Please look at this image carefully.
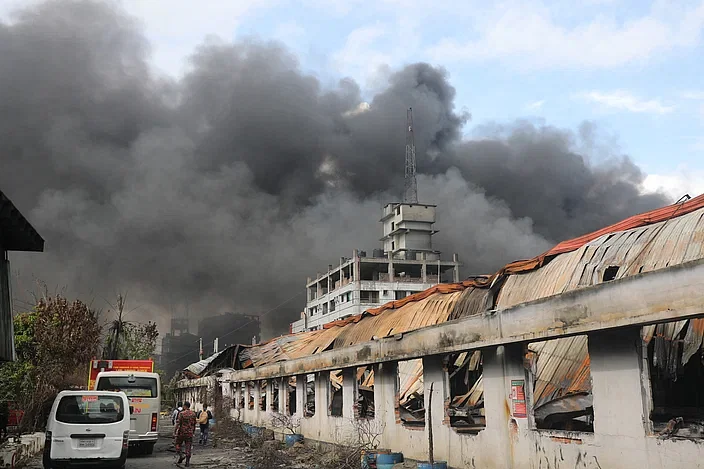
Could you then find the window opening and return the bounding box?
[288,377,297,416]
[248,382,254,410]
[271,379,279,412]
[445,350,485,433]
[603,265,620,282]
[527,336,594,432]
[398,359,425,427]
[360,291,379,303]
[305,374,315,417]
[260,380,267,411]
[355,366,375,419]
[644,319,704,438]
[329,370,343,417]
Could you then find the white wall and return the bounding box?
[182,327,704,468]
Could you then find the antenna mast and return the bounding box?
[404,107,418,203]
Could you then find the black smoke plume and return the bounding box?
[0,0,669,337]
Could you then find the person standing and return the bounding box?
[174,401,197,467]
[171,401,183,425]
[197,404,213,445]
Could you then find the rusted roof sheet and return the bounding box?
[496,206,704,308]
[528,336,592,408]
[239,288,489,370]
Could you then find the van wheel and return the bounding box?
[143,442,155,455]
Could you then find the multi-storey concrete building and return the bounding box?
[291,202,460,333]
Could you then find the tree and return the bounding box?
[102,294,159,360]
[0,295,102,431]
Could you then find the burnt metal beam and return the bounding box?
[192,258,704,383]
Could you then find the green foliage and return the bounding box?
[2,296,102,431]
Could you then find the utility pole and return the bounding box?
[404,107,418,204]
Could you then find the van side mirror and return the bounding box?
[129,406,134,414]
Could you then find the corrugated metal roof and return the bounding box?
[239,288,490,370]
[496,207,704,308]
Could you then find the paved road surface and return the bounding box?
[26,418,253,468]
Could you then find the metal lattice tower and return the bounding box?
[404,107,418,204]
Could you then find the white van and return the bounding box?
[43,390,130,469]
[95,371,160,454]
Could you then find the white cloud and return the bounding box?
[331,24,394,88]
[525,100,545,111]
[121,0,277,77]
[643,169,704,200]
[426,1,704,69]
[578,90,675,114]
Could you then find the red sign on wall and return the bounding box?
[511,380,527,418]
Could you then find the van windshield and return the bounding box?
[96,376,158,398]
[56,395,124,424]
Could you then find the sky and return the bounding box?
[2,0,700,199]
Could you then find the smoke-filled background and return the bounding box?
[1,0,669,339]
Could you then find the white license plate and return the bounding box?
[78,439,97,448]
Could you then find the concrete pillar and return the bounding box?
[388,251,395,281]
[587,327,649,467]
[279,377,286,414]
[453,254,460,282]
[253,381,261,423]
[422,355,447,460]
[265,380,272,416]
[315,372,326,418]
[296,375,306,419]
[234,382,241,410]
[342,367,355,420]
[375,361,398,431]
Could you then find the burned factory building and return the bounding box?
[177,194,704,469]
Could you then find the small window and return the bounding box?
[391,222,395,230]
[360,291,379,303]
[603,266,620,282]
[248,382,254,410]
[396,207,400,215]
[395,291,408,300]
[392,241,395,250]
